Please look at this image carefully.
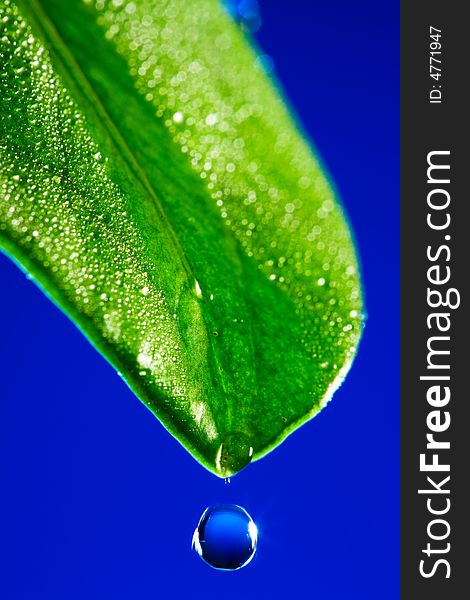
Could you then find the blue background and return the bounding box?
[0,1,399,598]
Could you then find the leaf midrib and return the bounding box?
[20,0,261,454]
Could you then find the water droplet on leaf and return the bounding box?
[192,504,257,570]
[215,431,254,477]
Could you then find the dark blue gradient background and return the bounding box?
[0,1,399,598]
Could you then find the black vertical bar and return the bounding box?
[401,2,468,597]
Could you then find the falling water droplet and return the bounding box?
[192,504,258,570]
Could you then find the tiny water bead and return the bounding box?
[215,431,254,477]
[192,504,258,570]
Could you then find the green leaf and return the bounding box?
[0,0,364,476]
